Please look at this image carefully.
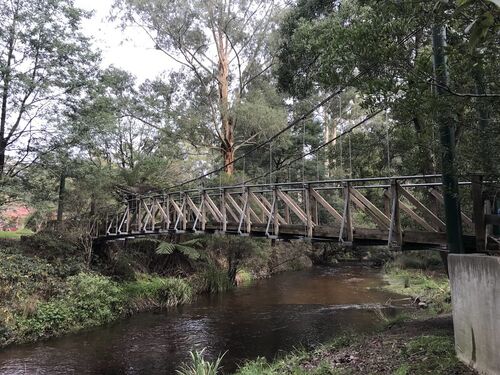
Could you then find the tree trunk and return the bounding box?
[217,30,235,175]
[57,171,66,224]
[0,141,6,177]
[412,115,435,174]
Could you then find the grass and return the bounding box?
[177,349,225,375]
[397,335,465,375]
[122,274,193,312]
[235,269,253,286]
[0,228,33,240]
[231,328,471,375]
[383,252,451,314]
[191,265,234,294]
[235,336,354,375]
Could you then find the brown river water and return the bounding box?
[0,266,404,374]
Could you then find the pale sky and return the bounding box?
[75,0,174,82]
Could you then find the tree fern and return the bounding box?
[156,238,204,261]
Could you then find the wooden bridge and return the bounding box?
[92,175,500,252]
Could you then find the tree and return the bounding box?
[114,0,281,175]
[0,0,99,178]
[276,0,499,176]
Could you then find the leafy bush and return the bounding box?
[15,273,124,341]
[66,273,125,327]
[111,255,137,281]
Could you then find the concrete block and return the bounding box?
[448,254,500,375]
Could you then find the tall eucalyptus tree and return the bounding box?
[114,0,281,175]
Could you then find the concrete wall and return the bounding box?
[448,254,500,375]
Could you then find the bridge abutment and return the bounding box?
[449,254,500,374]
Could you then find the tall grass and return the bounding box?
[122,274,192,311]
[176,349,225,375]
[193,266,233,294]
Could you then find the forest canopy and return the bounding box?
[0,0,498,228]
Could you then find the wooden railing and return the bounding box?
[92,175,499,252]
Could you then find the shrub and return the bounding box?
[66,273,125,328]
[15,273,124,341]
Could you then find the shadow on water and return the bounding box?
[0,266,405,374]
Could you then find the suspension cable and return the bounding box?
[242,109,384,185]
[164,25,427,192]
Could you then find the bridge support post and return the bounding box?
[305,184,313,238]
[388,180,402,249]
[181,193,187,231]
[201,191,207,232]
[472,174,486,252]
[340,182,353,244]
[221,189,227,232]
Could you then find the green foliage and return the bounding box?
[15,273,124,341]
[122,274,192,311]
[176,349,225,375]
[156,239,204,260]
[20,231,80,260]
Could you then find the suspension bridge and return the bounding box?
[92,174,500,252]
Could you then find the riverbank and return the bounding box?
[234,315,474,375]
[0,232,312,348]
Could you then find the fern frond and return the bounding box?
[156,242,176,255]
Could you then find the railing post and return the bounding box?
[340,182,353,243]
[201,191,207,231]
[305,184,313,238]
[136,197,141,232]
[151,198,156,232]
[388,179,402,249]
[384,188,391,217]
[126,200,131,233]
[245,187,251,234]
[472,174,486,252]
[221,189,227,232]
[182,193,187,231]
[166,194,171,230]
